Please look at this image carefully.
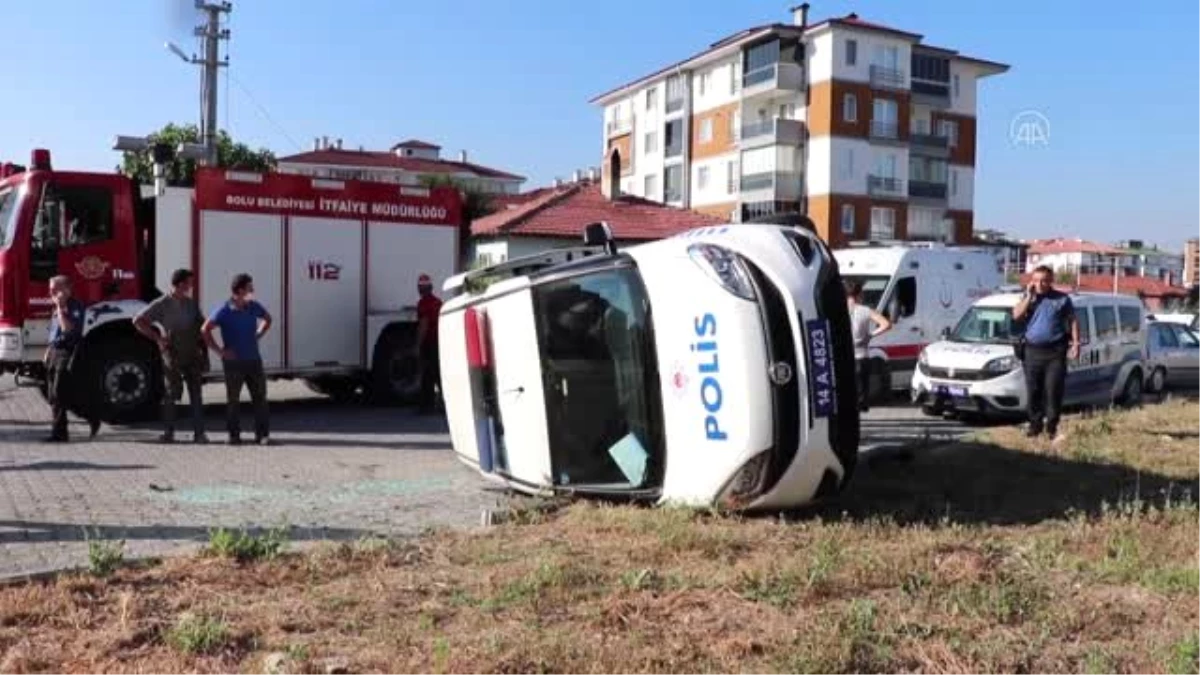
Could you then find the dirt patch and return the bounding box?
[0,403,1197,673]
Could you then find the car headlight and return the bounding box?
[687,243,756,300]
[716,452,770,509]
[919,349,930,366]
[983,355,1019,373]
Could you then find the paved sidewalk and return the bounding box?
[0,381,495,579]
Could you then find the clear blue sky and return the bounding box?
[3,0,1196,249]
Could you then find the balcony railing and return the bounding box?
[908,180,948,201]
[665,96,685,114]
[910,132,949,149]
[665,188,683,203]
[665,144,683,159]
[869,120,900,140]
[740,171,803,200]
[867,175,904,197]
[606,118,632,136]
[869,65,906,90]
[911,79,951,107]
[742,62,806,94]
[740,118,805,146]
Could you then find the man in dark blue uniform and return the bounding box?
[43,275,101,442]
[1012,265,1080,442]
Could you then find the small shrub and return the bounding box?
[1167,632,1200,674]
[85,533,125,578]
[737,568,800,609]
[166,613,229,655]
[206,527,288,562]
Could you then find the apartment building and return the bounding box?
[1027,238,1185,285]
[1184,237,1199,287]
[589,4,1008,246]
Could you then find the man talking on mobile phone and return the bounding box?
[1012,265,1079,443]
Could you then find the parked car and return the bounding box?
[1145,320,1199,392]
[912,292,1148,418]
[438,221,860,511]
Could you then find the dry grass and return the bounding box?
[0,401,1197,673]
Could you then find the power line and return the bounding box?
[227,71,304,152]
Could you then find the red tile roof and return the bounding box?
[1028,238,1122,256]
[1018,273,1188,298]
[810,13,923,40]
[490,186,557,211]
[472,182,724,241]
[277,148,524,181]
[391,139,441,150]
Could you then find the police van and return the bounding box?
[833,242,1004,401]
[912,291,1147,418]
[437,219,859,511]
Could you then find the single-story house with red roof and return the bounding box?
[469,176,724,266]
[1018,272,1189,312]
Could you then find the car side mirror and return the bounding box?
[941,326,951,339]
[583,221,618,256]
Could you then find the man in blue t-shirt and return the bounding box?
[1013,265,1080,441]
[202,272,274,445]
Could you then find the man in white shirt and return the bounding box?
[846,279,893,412]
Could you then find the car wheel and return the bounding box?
[920,404,940,418]
[367,324,420,405]
[1121,369,1144,408]
[1149,367,1166,394]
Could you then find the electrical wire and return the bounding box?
[228,71,304,152]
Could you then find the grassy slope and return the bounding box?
[1,400,1197,674]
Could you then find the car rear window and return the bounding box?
[1118,306,1142,335]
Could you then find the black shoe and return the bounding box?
[158,433,176,444]
[254,436,272,446]
[88,420,101,439]
[193,433,210,445]
[1025,425,1043,438]
[228,435,242,446]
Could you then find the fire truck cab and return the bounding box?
[0,149,462,422]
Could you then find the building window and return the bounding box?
[870,207,896,239]
[952,74,960,98]
[664,165,684,202]
[840,204,855,234]
[726,160,738,194]
[875,153,898,179]
[646,87,657,110]
[699,118,714,143]
[730,62,741,94]
[846,39,857,66]
[950,169,958,196]
[697,166,710,191]
[644,173,658,199]
[644,131,658,154]
[872,97,899,137]
[664,119,683,157]
[843,93,858,122]
[665,74,685,112]
[938,119,959,147]
[699,71,711,96]
[872,44,900,70]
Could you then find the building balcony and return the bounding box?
[869,65,906,91]
[911,79,951,108]
[867,175,905,199]
[742,62,806,99]
[606,118,632,137]
[740,118,805,148]
[909,132,950,157]
[740,170,803,201]
[908,179,948,204]
[665,96,686,115]
[664,144,683,160]
[869,120,902,143]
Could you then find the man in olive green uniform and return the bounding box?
[134,268,209,443]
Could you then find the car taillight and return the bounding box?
[464,307,491,369]
[465,307,499,472]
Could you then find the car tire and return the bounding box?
[81,336,163,424]
[1148,367,1166,394]
[367,324,420,405]
[1120,369,1144,408]
[920,404,941,418]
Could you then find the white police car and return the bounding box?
[436,219,860,511]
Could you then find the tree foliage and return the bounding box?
[418,174,498,262]
[118,123,277,187]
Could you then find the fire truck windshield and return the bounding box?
[0,187,20,250]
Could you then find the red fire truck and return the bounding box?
[0,149,462,422]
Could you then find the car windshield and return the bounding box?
[531,263,665,494]
[0,186,21,250]
[840,274,891,310]
[951,305,1024,343]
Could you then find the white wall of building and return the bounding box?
[691,151,740,207]
[805,32,836,85]
[692,56,741,114]
[826,29,913,88]
[948,165,974,211]
[948,62,980,117]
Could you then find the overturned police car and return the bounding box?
[437,218,859,511]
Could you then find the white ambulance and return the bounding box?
[437,221,860,511]
[912,291,1147,418]
[833,242,1004,400]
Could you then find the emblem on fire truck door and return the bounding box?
[75,256,110,281]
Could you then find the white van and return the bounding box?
[437,221,860,511]
[912,292,1147,418]
[833,243,1004,399]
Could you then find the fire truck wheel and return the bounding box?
[368,325,420,405]
[85,337,163,424]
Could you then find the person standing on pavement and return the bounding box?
[846,279,893,412]
[42,275,101,442]
[202,273,273,445]
[415,273,443,414]
[134,268,209,444]
[1012,265,1080,442]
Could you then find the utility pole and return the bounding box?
[174,2,231,167]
